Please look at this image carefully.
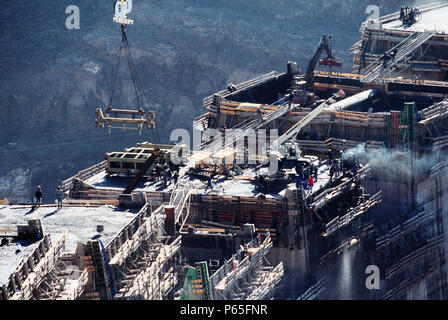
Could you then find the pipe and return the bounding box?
[326,88,381,112]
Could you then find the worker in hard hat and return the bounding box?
[264,177,269,194]
[327,149,333,164]
[34,186,43,209]
[205,176,213,192]
[56,186,64,210]
[308,176,314,190]
[173,171,179,185]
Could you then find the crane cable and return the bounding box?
[109,40,123,108]
[108,24,162,146]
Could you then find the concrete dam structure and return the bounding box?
[2,2,448,301]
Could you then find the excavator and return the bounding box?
[254,36,343,183]
[305,35,342,90]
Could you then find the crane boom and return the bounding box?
[123,150,160,194]
[305,35,341,89]
[272,94,339,150]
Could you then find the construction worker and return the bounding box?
[173,171,179,185]
[163,169,168,187]
[382,51,391,68]
[330,164,336,181]
[56,186,64,210]
[334,161,340,177]
[288,91,295,110]
[205,176,213,191]
[263,177,270,194]
[155,164,162,181]
[166,168,172,182]
[310,163,318,180]
[34,186,43,208]
[296,175,302,189]
[327,149,333,164]
[222,126,227,147]
[308,176,314,189]
[390,49,397,62]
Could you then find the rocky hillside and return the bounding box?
[0,0,431,202]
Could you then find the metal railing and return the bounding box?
[203,72,277,111]
[361,31,435,83]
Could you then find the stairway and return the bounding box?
[361,31,435,83]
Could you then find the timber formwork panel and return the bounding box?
[196,195,286,233]
[105,144,173,176]
[1,234,66,300]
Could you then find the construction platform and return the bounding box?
[2,2,448,301]
[0,205,139,299]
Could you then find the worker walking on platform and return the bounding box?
[334,161,340,177]
[288,91,295,110]
[165,169,172,184]
[155,164,162,181]
[173,171,179,185]
[56,186,64,210]
[163,169,168,187]
[310,163,318,181]
[205,176,213,192]
[330,164,336,182]
[390,49,397,62]
[296,175,302,190]
[33,186,43,209]
[382,51,392,68]
[308,176,314,190]
[327,149,333,164]
[264,177,269,194]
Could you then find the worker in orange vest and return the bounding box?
[308,176,314,189]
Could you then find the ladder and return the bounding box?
[169,182,192,228]
[87,240,112,299]
[361,31,435,83]
[195,262,212,300]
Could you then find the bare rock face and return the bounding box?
[0,169,32,203]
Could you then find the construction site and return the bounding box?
[2,1,448,300]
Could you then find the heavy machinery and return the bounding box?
[305,35,342,90]
[399,6,422,27]
[96,0,155,135]
[95,107,155,135]
[270,91,343,161]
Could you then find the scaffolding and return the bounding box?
[1,234,66,300]
[107,204,180,300]
[209,238,283,300]
[361,31,435,83]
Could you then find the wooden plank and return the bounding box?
[61,199,119,205]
